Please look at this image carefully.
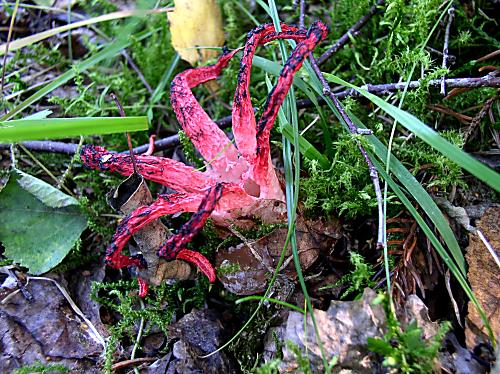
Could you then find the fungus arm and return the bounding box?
[81,145,213,194]
[232,23,308,162]
[253,22,328,190]
[105,192,202,269]
[170,49,244,180]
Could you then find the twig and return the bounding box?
[130,299,146,374]
[440,5,455,96]
[317,0,385,65]
[463,95,497,142]
[5,268,33,301]
[445,270,463,327]
[476,229,500,270]
[110,357,157,371]
[110,92,138,174]
[309,55,385,247]
[2,74,498,155]
[298,0,305,30]
[121,50,153,94]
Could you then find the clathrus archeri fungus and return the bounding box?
[81,22,328,297]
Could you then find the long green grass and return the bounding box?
[0,117,148,142]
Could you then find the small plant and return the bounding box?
[320,251,376,299]
[367,295,451,373]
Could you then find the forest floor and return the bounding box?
[0,0,499,373]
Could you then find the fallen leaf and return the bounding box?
[216,211,341,295]
[167,0,225,66]
[0,170,87,274]
[107,173,194,285]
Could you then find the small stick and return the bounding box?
[298,0,305,30]
[317,0,385,65]
[309,55,385,247]
[110,92,138,174]
[476,229,500,270]
[121,50,153,94]
[110,357,157,371]
[440,5,455,96]
[6,268,33,301]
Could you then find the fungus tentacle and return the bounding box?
[253,22,328,190]
[81,145,213,194]
[170,49,245,182]
[232,23,307,163]
[105,193,203,269]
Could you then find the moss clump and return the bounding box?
[301,134,377,219]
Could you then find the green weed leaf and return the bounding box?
[0,170,87,274]
[0,117,148,142]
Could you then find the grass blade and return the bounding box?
[0,117,148,142]
[236,296,306,314]
[373,158,494,344]
[0,8,170,56]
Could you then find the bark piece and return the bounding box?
[0,275,102,373]
[465,206,500,348]
[278,288,385,373]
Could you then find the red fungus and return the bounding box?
[81,22,328,296]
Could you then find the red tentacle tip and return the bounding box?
[176,249,216,283]
[138,277,149,298]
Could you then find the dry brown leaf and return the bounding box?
[465,206,500,348]
[168,0,225,66]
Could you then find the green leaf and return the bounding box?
[0,116,148,142]
[367,337,394,355]
[0,170,87,274]
[325,74,500,193]
[15,170,78,208]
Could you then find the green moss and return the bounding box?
[12,363,69,374]
[301,133,377,218]
[395,130,467,191]
[178,130,205,168]
[217,262,241,276]
[91,277,210,372]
